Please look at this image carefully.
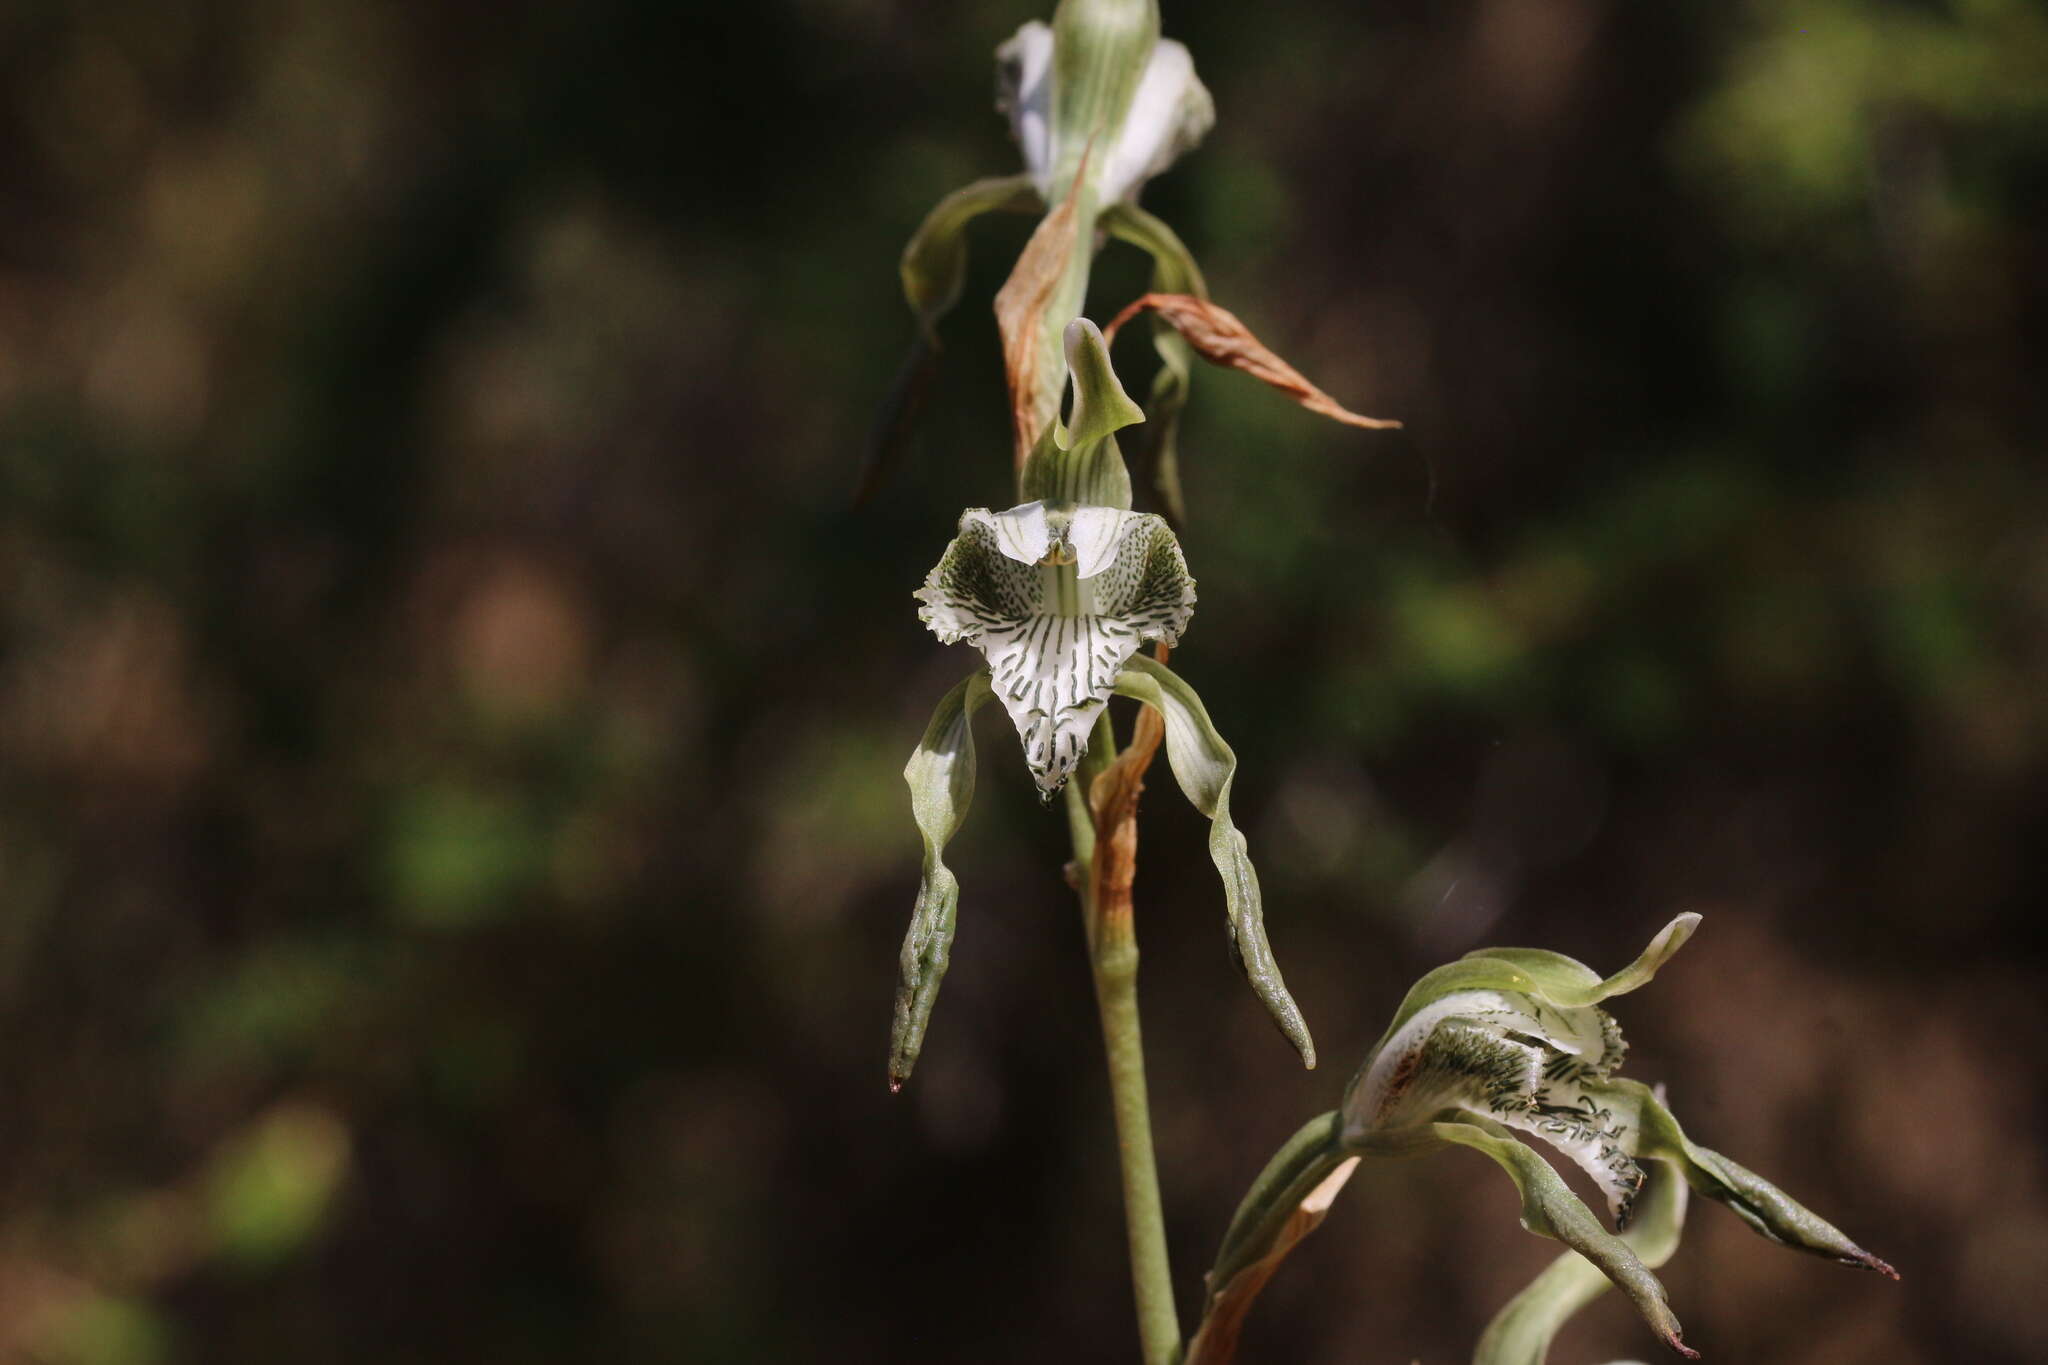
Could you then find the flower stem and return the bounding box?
[1070,704,1182,1365]
[1088,892,1182,1365]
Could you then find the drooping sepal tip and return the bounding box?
[1111,656,1315,1068]
[888,672,994,1089]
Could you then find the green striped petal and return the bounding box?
[899,174,1042,345]
[1429,1117,1695,1360]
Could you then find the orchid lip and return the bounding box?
[917,501,1195,792]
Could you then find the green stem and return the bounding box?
[1068,715,1180,1365]
[1088,879,1182,1365]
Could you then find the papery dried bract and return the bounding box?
[1104,292,1402,430]
[995,178,1086,465]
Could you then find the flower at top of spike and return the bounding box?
[998,0,1214,207]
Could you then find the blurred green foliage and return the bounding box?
[1,0,2044,1362]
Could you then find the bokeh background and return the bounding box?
[3,0,2045,1361]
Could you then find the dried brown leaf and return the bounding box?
[1184,1157,1361,1365]
[1103,293,1402,431]
[1086,646,1168,946]
[993,170,1086,470]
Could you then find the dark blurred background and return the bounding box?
[2,0,2044,1361]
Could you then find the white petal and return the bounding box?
[996,22,1056,199]
[1345,990,1530,1128]
[1084,512,1196,645]
[1101,39,1214,203]
[916,513,1043,644]
[969,503,1054,565]
[1064,506,1139,579]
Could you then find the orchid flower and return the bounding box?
[996,10,1214,208]
[918,318,1184,795]
[1338,914,1896,1357]
[894,0,1208,345]
[888,318,1313,1089]
[867,0,1224,515]
[1193,916,1896,1362]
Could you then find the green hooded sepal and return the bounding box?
[1000,1,1213,208]
[1020,318,1143,510]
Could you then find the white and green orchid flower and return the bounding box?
[889,319,1316,1088]
[894,0,1210,348]
[917,499,1192,795]
[873,0,1232,516]
[1193,917,1895,1362]
[997,5,1214,208]
[1338,914,1895,1356]
[917,317,1191,796]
